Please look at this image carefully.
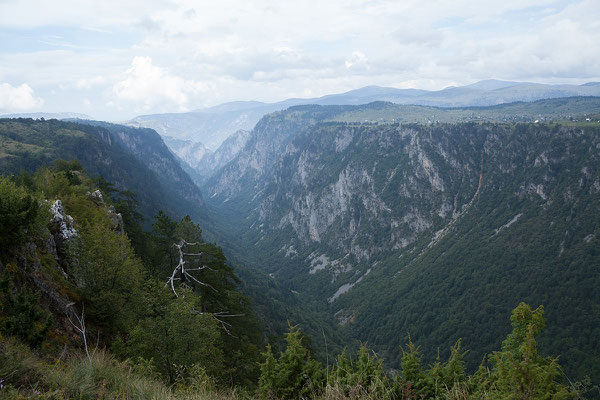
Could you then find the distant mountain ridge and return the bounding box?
[127,80,600,150]
[0,112,93,120]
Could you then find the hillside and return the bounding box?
[0,118,206,223]
[203,98,600,384]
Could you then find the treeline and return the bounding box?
[0,161,594,398]
[258,303,586,399]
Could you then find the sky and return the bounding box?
[0,0,599,120]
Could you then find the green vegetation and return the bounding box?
[1,301,590,399]
[0,176,47,253]
[0,162,591,398]
[2,98,600,398]
[259,325,326,399]
[0,163,262,393]
[0,273,52,348]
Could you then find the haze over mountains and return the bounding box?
[3,0,600,396]
[126,80,600,150]
[5,80,600,184]
[0,112,93,120]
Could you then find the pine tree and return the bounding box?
[258,324,325,399]
[485,303,574,400]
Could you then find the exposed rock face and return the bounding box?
[49,200,78,250]
[86,190,124,234]
[88,189,104,205]
[205,117,482,277]
[108,205,124,234]
[195,130,251,178]
[110,127,204,206]
[70,120,206,212]
[160,129,252,186]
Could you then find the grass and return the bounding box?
[0,335,252,399]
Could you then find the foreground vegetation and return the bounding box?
[1,304,593,399]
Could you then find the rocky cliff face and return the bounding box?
[102,124,204,207]
[210,117,600,289]
[204,107,486,282]
[205,105,600,288]
[0,118,207,223]
[265,124,482,260]
[159,130,251,186]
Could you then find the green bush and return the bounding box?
[0,272,52,348]
[0,177,43,255]
[259,325,326,399]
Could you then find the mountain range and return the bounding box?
[126,80,600,151]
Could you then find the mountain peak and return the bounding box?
[464,79,522,90]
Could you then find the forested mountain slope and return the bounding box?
[68,120,205,209]
[0,117,343,362]
[0,118,206,222]
[203,98,600,384]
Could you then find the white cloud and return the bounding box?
[345,52,368,70]
[77,75,110,89]
[112,56,205,112]
[0,82,44,111]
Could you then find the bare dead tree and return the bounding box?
[66,303,98,364]
[164,239,243,335]
[191,309,244,336]
[165,239,216,297]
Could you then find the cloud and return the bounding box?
[77,75,110,89]
[345,51,368,70]
[112,56,205,112]
[1,0,598,119]
[0,82,43,111]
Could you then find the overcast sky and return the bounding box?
[0,0,599,120]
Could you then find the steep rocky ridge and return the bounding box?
[195,129,251,181]
[164,129,253,187]
[161,135,212,170]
